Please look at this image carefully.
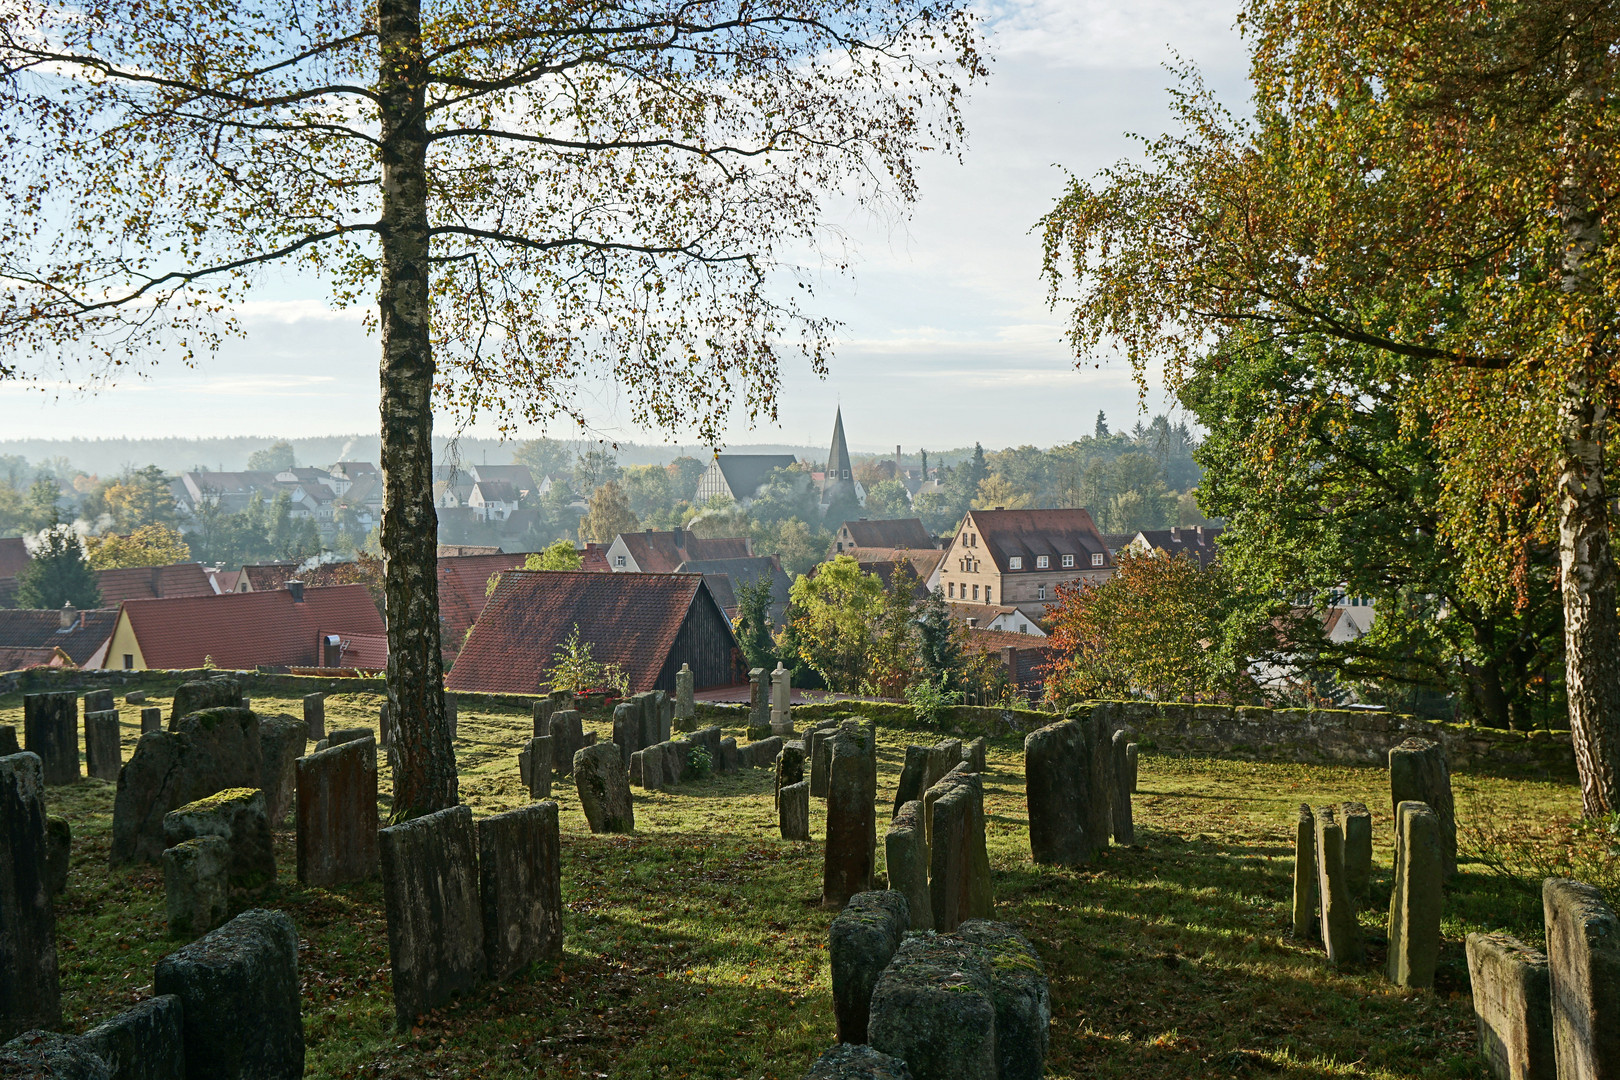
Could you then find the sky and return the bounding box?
[0,0,1251,456]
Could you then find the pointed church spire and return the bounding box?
[826,406,852,483]
[820,406,860,516]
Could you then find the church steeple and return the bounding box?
[820,406,859,514]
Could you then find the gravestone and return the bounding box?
[163,787,275,891]
[80,993,184,1080]
[0,752,59,1041]
[532,698,554,739]
[955,920,1051,1080]
[112,707,263,864]
[771,662,794,735]
[258,715,308,827]
[660,737,690,786]
[746,735,783,770]
[806,1044,914,1079]
[1292,804,1317,940]
[163,836,230,938]
[141,708,164,734]
[776,741,807,808]
[886,801,932,932]
[153,908,304,1079]
[125,690,148,705]
[868,936,997,1080]
[1387,800,1443,988]
[823,721,877,907]
[780,780,811,841]
[1024,719,1089,866]
[1083,711,1115,860]
[809,727,836,799]
[675,663,696,731]
[1340,800,1373,902]
[831,891,910,1044]
[628,749,644,787]
[478,802,563,982]
[612,702,641,766]
[85,710,122,782]
[965,736,987,774]
[0,725,16,758]
[690,725,724,777]
[378,702,393,748]
[379,805,485,1030]
[1543,877,1620,1079]
[1314,805,1360,964]
[719,736,739,774]
[0,1031,109,1078]
[574,743,635,834]
[892,746,933,819]
[927,770,992,933]
[748,667,769,738]
[1110,729,1134,845]
[45,816,70,896]
[1466,932,1555,1080]
[296,736,378,887]
[1389,737,1457,878]
[23,691,78,786]
[639,743,665,792]
[931,740,962,786]
[445,694,458,740]
[83,688,114,714]
[1125,743,1139,793]
[327,726,369,747]
[168,679,242,728]
[548,710,584,776]
[302,693,326,742]
[519,736,553,799]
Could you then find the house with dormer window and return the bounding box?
[936,507,1113,616]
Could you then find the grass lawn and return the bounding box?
[2,680,1603,1079]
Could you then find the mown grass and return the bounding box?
[0,680,1603,1079]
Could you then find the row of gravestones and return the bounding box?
[746,664,796,739]
[1022,707,1138,867]
[816,890,1050,1080]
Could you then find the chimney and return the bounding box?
[287,580,305,603]
[59,601,76,630]
[673,528,685,549]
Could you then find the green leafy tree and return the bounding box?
[23,477,62,532]
[579,481,639,545]
[573,450,622,495]
[667,457,709,502]
[511,439,574,483]
[245,441,297,473]
[916,586,966,691]
[758,517,824,578]
[84,523,192,569]
[102,465,178,530]
[15,525,102,609]
[620,465,674,524]
[863,479,912,519]
[524,538,585,572]
[734,574,779,672]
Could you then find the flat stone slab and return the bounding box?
[23,692,78,786]
[163,787,275,892]
[379,805,485,1030]
[1467,932,1554,1080]
[478,802,563,982]
[163,836,230,939]
[80,993,185,1080]
[295,736,379,888]
[955,920,1051,1080]
[0,1031,109,1079]
[168,679,243,728]
[831,891,910,1044]
[868,936,997,1080]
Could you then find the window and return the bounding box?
[948,582,955,598]
[615,555,626,567]
[1091,553,1105,567]
[1037,585,1046,601]
[836,542,843,552]
[984,587,992,604]
[123,654,134,670]
[972,584,979,600]
[1036,555,1049,569]
[1009,556,1022,569]
[1061,554,1075,568]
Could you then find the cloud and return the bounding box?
[979,0,1247,71]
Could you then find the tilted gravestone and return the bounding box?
[302,693,326,742]
[1292,804,1317,941]
[831,891,910,1044]
[612,701,641,767]
[0,752,59,1041]
[379,805,485,1030]
[80,993,184,1080]
[780,780,811,842]
[823,721,877,908]
[1340,800,1373,902]
[167,678,243,729]
[258,715,308,828]
[1389,737,1457,878]
[1387,800,1443,988]
[23,692,78,786]
[1024,719,1089,866]
[927,768,992,933]
[885,801,932,933]
[84,710,122,782]
[1126,742,1139,793]
[1466,932,1555,1080]
[296,736,379,887]
[1543,877,1620,1080]
[163,836,230,939]
[478,802,563,982]
[153,908,304,1079]
[867,935,997,1080]
[112,708,262,865]
[548,710,584,776]
[892,745,933,820]
[1314,805,1361,964]
[574,743,635,834]
[809,727,836,799]
[163,787,276,892]
[1083,711,1115,860]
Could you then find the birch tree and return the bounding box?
[0,0,983,818]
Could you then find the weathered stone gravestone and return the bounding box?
[1543,877,1620,1079]
[771,662,794,735]
[719,736,739,774]
[776,741,806,808]
[806,1043,914,1079]
[168,678,243,729]
[296,736,378,887]
[574,743,635,834]
[83,688,115,714]
[1083,711,1115,860]
[892,746,933,819]
[0,726,17,758]
[689,724,724,777]
[153,908,304,1079]
[867,936,997,1080]
[112,708,263,865]
[1110,730,1134,845]
[780,780,811,842]
[809,727,836,799]
[163,835,230,938]
[747,667,770,738]
[378,702,394,749]
[1293,804,1317,940]
[548,710,584,776]
[831,891,909,1044]
[885,801,932,932]
[638,743,665,792]
[1125,742,1138,793]
[445,694,458,741]
[125,691,147,705]
[1314,805,1361,964]
[824,721,877,908]
[965,736,987,774]
[675,663,696,731]
[746,735,783,770]
[0,1030,109,1078]
[519,736,553,799]
[141,708,164,734]
[258,715,308,827]
[302,693,326,742]
[659,737,690,787]
[927,768,992,933]
[1024,719,1090,866]
[84,710,122,782]
[955,920,1052,1080]
[379,805,485,1030]
[163,787,276,892]
[1387,800,1443,988]
[45,816,70,896]
[1,752,59,1041]
[1339,800,1373,902]
[23,691,78,786]
[478,802,563,982]
[80,993,184,1080]
[1466,932,1555,1080]
[612,701,641,766]
[1389,737,1457,878]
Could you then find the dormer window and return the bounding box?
[1009,556,1022,570]
[1092,553,1105,567]
[615,555,626,567]
[1062,554,1075,568]
[1036,555,1049,569]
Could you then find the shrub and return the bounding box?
[686,745,713,780]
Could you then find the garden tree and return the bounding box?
[266,492,323,562]
[102,466,178,530]
[184,498,277,569]
[666,456,709,503]
[747,467,820,528]
[760,517,823,577]
[783,556,892,694]
[572,450,622,496]
[915,586,966,689]
[511,439,574,484]
[523,538,584,572]
[84,523,192,570]
[14,525,101,609]
[733,574,779,672]
[1182,329,1565,726]
[245,441,298,473]
[973,474,1033,511]
[620,465,674,526]
[0,0,983,820]
[1043,549,1251,706]
[0,481,23,536]
[23,478,62,532]
[863,479,912,519]
[1039,0,1620,813]
[579,481,638,545]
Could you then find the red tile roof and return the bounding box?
[0,608,119,666]
[840,518,936,550]
[96,563,215,605]
[447,570,735,694]
[239,563,299,592]
[0,537,29,579]
[1133,526,1224,569]
[580,544,611,572]
[0,646,72,670]
[437,552,527,657]
[117,584,386,670]
[964,508,1112,575]
[615,529,751,573]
